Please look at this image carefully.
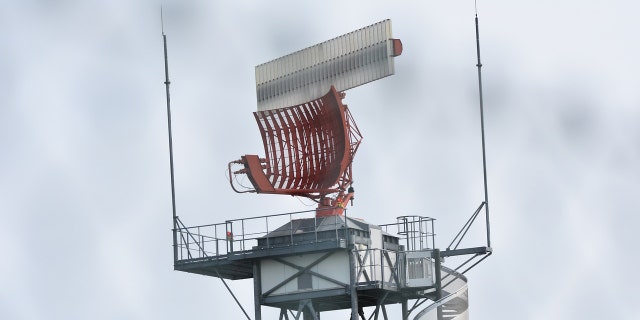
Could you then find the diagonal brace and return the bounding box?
[263,251,336,297]
[382,251,400,287]
[356,250,371,282]
[274,256,348,288]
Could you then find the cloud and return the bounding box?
[2,1,639,319]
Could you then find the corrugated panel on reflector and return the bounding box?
[256,19,400,112]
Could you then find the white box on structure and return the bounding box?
[252,215,435,312]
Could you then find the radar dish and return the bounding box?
[229,19,402,216]
[229,86,361,202]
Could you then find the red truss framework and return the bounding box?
[229,86,362,201]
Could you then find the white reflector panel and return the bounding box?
[256,19,399,112]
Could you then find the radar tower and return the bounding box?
[163,9,493,320]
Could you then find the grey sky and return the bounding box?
[1,0,639,319]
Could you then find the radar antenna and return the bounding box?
[227,20,402,217]
[161,9,252,320]
[475,2,492,248]
[161,8,178,262]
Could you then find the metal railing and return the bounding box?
[174,218,227,260]
[174,208,351,262]
[380,216,436,252]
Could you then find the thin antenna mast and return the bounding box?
[161,8,179,263]
[474,3,491,248]
[161,11,252,320]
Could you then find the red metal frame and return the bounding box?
[229,86,362,211]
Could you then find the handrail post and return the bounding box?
[214,224,219,256]
[381,249,385,290]
[265,216,270,250]
[289,213,293,246]
[344,209,349,247]
[226,221,233,253]
[431,219,436,250]
[336,210,340,244]
[197,226,201,258]
[241,219,245,252]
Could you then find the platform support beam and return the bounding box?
[433,249,443,320]
[401,299,408,320]
[254,261,262,320]
[349,249,359,320]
